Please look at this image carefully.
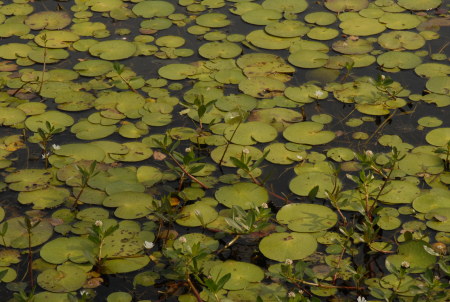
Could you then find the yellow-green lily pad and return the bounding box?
[259,232,317,261]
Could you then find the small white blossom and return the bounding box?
[298,290,304,295]
[381,75,386,80]
[94,220,103,227]
[80,289,88,296]
[261,203,268,209]
[179,236,187,243]
[288,292,296,298]
[314,90,324,98]
[185,147,192,153]
[357,297,367,302]
[242,148,250,154]
[52,144,61,150]
[285,259,293,265]
[41,152,50,159]
[296,155,303,160]
[401,261,410,268]
[143,241,154,249]
[365,150,373,157]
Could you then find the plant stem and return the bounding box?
[166,152,209,189]
[186,275,203,302]
[216,234,240,255]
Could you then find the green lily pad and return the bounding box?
[340,16,386,36]
[283,121,335,145]
[73,59,114,77]
[18,186,70,209]
[425,128,450,147]
[246,30,299,50]
[0,23,30,37]
[288,50,329,68]
[239,76,285,98]
[0,107,26,126]
[176,200,218,227]
[71,120,117,140]
[397,0,442,11]
[324,0,368,12]
[259,232,317,261]
[262,0,308,13]
[326,147,355,162]
[209,260,264,290]
[0,217,53,248]
[33,292,74,302]
[332,38,373,54]
[378,180,421,205]
[386,240,436,273]
[415,63,450,78]
[265,20,310,38]
[40,237,97,264]
[210,144,263,167]
[199,41,241,59]
[37,263,87,293]
[241,9,282,26]
[5,169,52,192]
[426,208,450,232]
[277,203,338,232]
[54,143,106,162]
[289,171,340,199]
[158,63,198,80]
[89,40,137,60]
[379,13,421,30]
[35,31,80,48]
[25,110,74,132]
[25,11,71,30]
[398,152,444,175]
[426,76,450,94]
[263,143,306,165]
[378,31,425,50]
[102,255,150,274]
[196,13,230,27]
[377,51,422,69]
[215,182,268,209]
[223,122,278,145]
[107,292,132,302]
[307,27,339,41]
[132,0,175,18]
[413,188,450,213]
[249,108,303,132]
[103,191,153,219]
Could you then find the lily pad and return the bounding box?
[215,182,268,209]
[89,40,137,60]
[103,191,154,219]
[0,217,53,248]
[18,186,70,209]
[288,50,329,68]
[259,232,317,261]
[209,260,264,290]
[289,171,340,199]
[277,203,338,232]
[425,128,450,147]
[283,121,335,145]
[386,240,436,273]
[5,169,52,192]
[40,237,97,264]
[132,1,175,18]
[37,263,87,293]
[25,11,71,30]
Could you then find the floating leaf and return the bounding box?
[259,232,317,261]
[277,203,338,232]
[215,182,268,209]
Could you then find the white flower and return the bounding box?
[288,292,295,298]
[357,297,367,302]
[285,259,293,265]
[144,241,154,249]
[365,150,373,157]
[52,144,61,150]
[41,152,50,159]
[261,203,268,209]
[314,90,324,98]
[179,236,187,243]
[242,148,250,154]
[80,289,88,296]
[185,147,192,153]
[296,155,303,160]
[94,220,103,227]
[401,261,410,268]
[298,290,304,295]
[381,75,386,80]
